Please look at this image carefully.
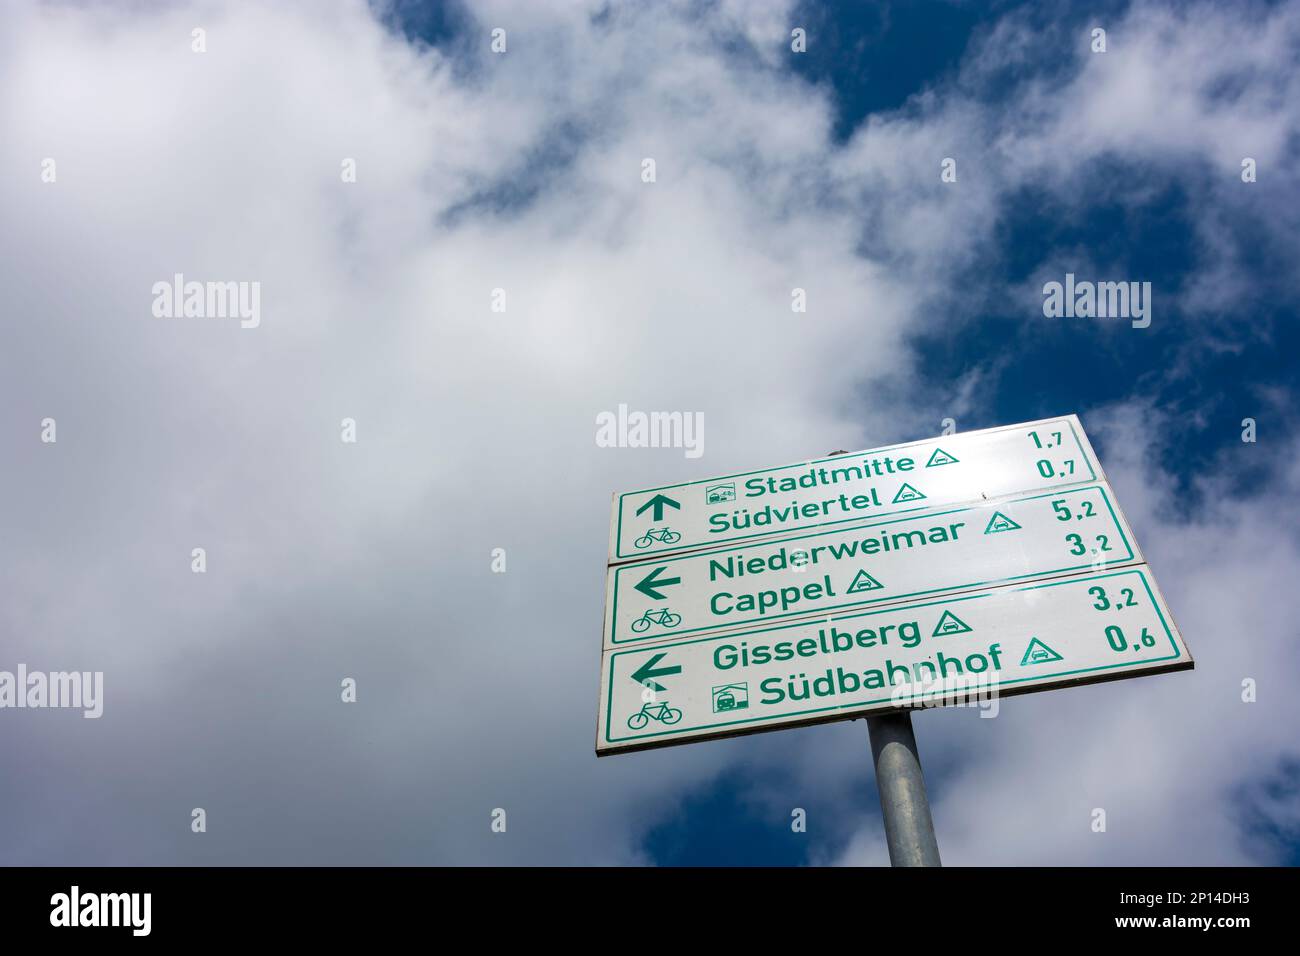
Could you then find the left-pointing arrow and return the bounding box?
[635,493,681,522]
[631,652,682,691]
[633,566,681,600]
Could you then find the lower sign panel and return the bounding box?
[596,566,1192,755]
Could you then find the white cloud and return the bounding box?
[0,0,1296,864]
[0,0,906,864]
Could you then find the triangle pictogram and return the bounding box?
[846,569,884,593]
[984,511,1022,534]
[891,482,927,504]
[1020,637,1063,666]
[932,610,973,637]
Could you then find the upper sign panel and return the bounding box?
[608,415,1102,562]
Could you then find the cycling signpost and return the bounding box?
[594,415,1194,865]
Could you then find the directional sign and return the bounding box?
[608,416,1103,562]
[596,566,1192,754]
[603,483,1140,648]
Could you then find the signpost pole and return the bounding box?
[816,452,940,867]
[866,711,941,867]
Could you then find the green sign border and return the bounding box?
[609,484,1134,645]
[613,418,1097,560]
[602,568,1182,748]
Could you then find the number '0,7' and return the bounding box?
[1037,458,1075,478]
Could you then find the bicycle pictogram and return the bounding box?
[630,607,682,633]
[633,526,681,549]
[627,700,683,730]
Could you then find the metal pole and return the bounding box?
[822,450,941,866]
[867,711,941,866]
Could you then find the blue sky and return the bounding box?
[2,0,1298,866]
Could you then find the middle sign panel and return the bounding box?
[603,483,1141,648]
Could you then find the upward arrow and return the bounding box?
[635,493,681,522]
[634,566,681,600]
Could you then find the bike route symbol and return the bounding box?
[634,526,681,550]
[627,699,683,730]
[630,607,682,633]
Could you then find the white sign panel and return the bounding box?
[596,566,1192,755]
[608,416,1102,562]
[603,483,1140,648]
